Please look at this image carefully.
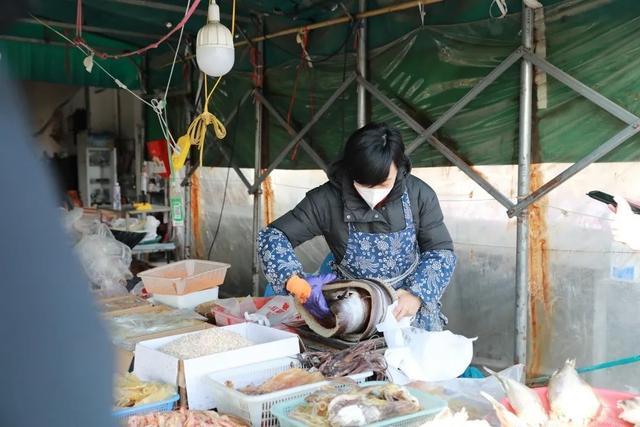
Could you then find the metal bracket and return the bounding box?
[253,90,330,173]
[507,52,640,217]
[357,75,516,211]
[406,48,525,155]
[248,73,357,194]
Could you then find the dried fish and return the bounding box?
[290,382,420,427]
[481,392,528,427]
[618,396,640,426]
[484,367,547,426]
[298,340,387,379]
[127,409,248,427]
[233,368,325,395]
[547,360,600,425]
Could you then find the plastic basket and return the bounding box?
[138,260,230,295]
[270,381,447,427]
[209,357,373,427]
[502,387,638,426]
[113,393,179,420]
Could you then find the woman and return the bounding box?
[257,123,456,331]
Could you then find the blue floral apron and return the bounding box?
[335,191,444,330]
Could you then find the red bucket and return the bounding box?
[146,139,171,178]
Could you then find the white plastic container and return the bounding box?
[153,287,219,309]
[208,357,372,427]
[138,260,230,295]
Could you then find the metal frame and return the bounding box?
[199,1,640,368]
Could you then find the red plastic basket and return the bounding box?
[502,386,638,426]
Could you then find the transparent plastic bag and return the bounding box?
[75,223,132,297]
[108,309,206,351]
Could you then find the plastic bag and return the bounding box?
[213,296,257,318]
[108,309,206,351]
[75,223,132,297]
[244,296,299,327]
[376,301,476,383]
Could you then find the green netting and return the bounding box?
[3,0,640,168]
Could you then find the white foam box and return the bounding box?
[133,323,300,410]
[152,287,219,309]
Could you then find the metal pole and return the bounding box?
[356,0,367,128]
[515,3,534,367]
[252,19,264,297]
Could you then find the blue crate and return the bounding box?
[113,394,179,420]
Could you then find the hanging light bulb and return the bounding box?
[196,0,234,77]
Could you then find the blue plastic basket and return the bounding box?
[113,394,179,420]
[270,382,447,427]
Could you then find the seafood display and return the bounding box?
[295,279,395,342]
[481,359,640,427]
[484,368,547,425]
[230,368,325,395]
[127,409,248,427]
[298,340,387,379]
[618,397,640,426]
[288,382,420,426]
[420,408,491,426]
[114,373,175,408]
[547,360,600,425]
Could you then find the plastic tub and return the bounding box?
[113,393,179,420]
[209,357,372,427]
[502,387,638,426]
[271,381,447,427]
[153,287,219,309]
[138,260,230,295]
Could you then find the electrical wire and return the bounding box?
[73,0,202,59]
[30,14,155,110]
[206,99,240,260]
[267,21,356,64]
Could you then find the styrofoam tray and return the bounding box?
[271,381,447,427]
[153,287,219,309]
[209,357,372,427]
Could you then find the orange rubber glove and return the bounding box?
[286,275,312,303]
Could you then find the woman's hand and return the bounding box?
[393,289,421,320]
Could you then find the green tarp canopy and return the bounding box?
[2,0,639,168]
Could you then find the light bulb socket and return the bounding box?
[208,2,221,22]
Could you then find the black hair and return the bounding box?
[342,122,411,186]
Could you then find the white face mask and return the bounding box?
[354,182,393,210]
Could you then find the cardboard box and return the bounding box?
[134,323,300,410]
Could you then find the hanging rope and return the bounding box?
[172,0,236,171]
